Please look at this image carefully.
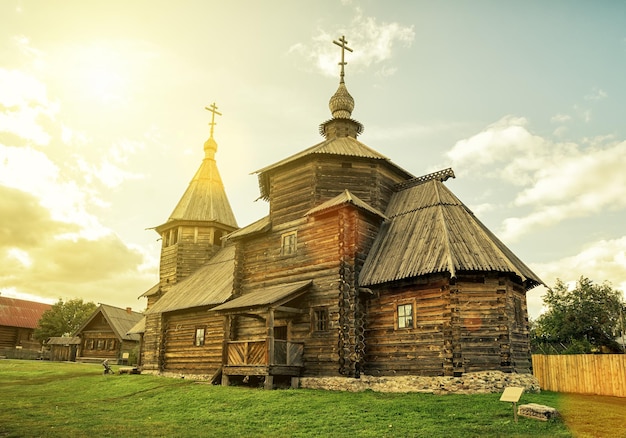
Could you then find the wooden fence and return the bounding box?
[532,354,626,397]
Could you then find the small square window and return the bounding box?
[397,303,413,329]
[313,308,329,332]
[281,231,297,256]
[194,327,206,347]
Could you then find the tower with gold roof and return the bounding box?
[153,104,238,299]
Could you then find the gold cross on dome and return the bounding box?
[204,102,222,138]
[333,35,353,82]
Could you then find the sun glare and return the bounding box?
[68,43,129,104]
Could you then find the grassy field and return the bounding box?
[0,359,592,437]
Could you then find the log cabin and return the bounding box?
[74,304,143,364]
[0,296,51,359]
[136,37,542,388]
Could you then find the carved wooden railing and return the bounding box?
[225,339,303,366]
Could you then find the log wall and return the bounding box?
[161,308,223,376]
[235,204,383,377]
[364,273,531,376]
[364,276,449,376]
[159,225,224,292]
[268,158,407,226]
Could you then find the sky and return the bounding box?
[1,0,625,318]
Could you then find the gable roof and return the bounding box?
[0,297,51,329]
[212,280,312,313]
[253,136,413,200]
[306,189,388,219]
[360,178,543,289]
[75,304,143,342]
[145,245,236,314]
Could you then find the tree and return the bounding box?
[531,277,625,354]
[33,298,97,342]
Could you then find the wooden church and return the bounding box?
[135,37,542,388]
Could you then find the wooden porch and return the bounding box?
[221,338,304,389]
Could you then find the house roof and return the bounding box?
[225,215,272,241]
[46,336,80,345]
[145,245,236,314]
[155,136,237,232]
[74,304,143,342]
[212,280,312,313]
[140,283,160,298]
[306,189,388,219]
[360,178,543,289]
[253,136,413,201]
[127,317,145,335]
[0,296,51,329]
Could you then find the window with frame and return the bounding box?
[281,231,297,256]
[397,303,414,329]
[194,327,206,347]
[313,308,329,332]
[96,339,105,350]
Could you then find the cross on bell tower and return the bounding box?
[205,102,222,138]
[333,35,353,84]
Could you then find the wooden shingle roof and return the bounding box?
[157,152,237,232]
[46,336,80,345]
[74,304,144,342]
[225,215,271,241]
[306,189,387,219]
[253,136,413,200]
[145,245,236,314]
[212,280,312,313]
[360,179,543,289]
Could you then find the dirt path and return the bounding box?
[560,393,626,438]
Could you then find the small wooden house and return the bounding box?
[138,39,542,387]
[74,304,143,364]
[0,296,51,358]
[46,336,80,361]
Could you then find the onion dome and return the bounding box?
[329,81,354,119]
[204,136,217,160]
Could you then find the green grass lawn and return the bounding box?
[0,360,571,437]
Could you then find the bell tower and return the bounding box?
[154,103,238,295]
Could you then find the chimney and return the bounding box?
[126,307,132,314]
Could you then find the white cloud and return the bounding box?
[447,116,626,241]
[584,87,607,101]
[550,113,571,123]
[290,8,414,78]
[0,68,58,146]
[530,236,626,298]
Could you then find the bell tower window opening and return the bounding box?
[170,228,178,246]
[214,229,224,246]
[281,231,297,256]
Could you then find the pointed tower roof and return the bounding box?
[360,170,543,289]
[157,104,238,231]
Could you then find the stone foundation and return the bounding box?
[299,371,541,394]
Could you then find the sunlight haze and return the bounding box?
[1,0,625,318]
